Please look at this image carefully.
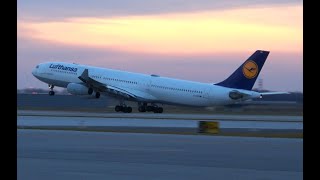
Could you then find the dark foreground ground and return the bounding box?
[18,129,303,180]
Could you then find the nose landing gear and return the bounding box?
[48,84,55,96]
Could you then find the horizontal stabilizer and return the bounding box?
[260,92,289,96]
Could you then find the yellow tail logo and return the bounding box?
[242,60,258,79]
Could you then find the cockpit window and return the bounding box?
[36,65,39,68]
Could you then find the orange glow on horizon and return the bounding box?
[18,4,302,55]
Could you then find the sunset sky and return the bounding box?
[17,0,303,92]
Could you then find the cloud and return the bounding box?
[18,5,302,55]
[17,0,303,92]
[18,0,302,21]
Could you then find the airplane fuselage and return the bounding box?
[32,62,260,107]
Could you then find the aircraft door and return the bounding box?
[144,79,152,92]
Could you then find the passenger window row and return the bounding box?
[50,69,77,75]
[151,84,202,93]
[91,75,138,84]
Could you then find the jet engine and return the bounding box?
[67,83,91,95]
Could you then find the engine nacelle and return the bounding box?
[67,83,90,95]
[229,90,244,100]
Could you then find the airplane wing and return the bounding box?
[78,69,155,101]
[260,92,289,95]
[78,69,107,92]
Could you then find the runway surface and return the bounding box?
[17,129,303,180]
[17,115,302,130]
[17,110,303,129]
[18,110,303,121]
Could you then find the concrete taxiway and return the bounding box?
[17,129,303,180]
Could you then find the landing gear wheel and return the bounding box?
[49,91,55,96]
[153,107,163,113]
[48,84,55,96]
[115,105,122,112]
[157,107,163,113]
[125,107,132,113]
[95,92,100,98]
[115,106,132,113]
[146,106,154,112]
[88,88,93,95]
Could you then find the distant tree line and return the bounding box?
[17,88,69,95]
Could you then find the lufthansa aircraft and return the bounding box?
[32,50,287,113]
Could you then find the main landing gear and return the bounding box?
[115,105,132,113]
[95,92,100,99]
[114,105,132,113]
[48,84,55,96]
[114,100,132,113]
[138,103,163,113]
[88,87,100,99]
[113,102,163,113]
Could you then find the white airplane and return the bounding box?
[32,50,287,113]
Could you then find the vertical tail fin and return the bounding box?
[215,50,269,90]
